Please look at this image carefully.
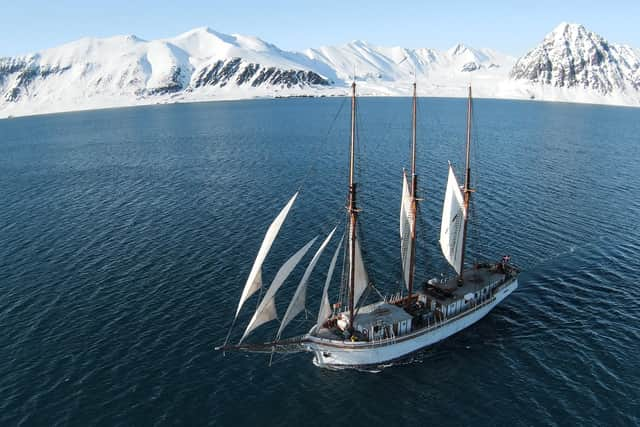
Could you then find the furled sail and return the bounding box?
[235,192,298,319]
[400,171,414,290]
[317,235,344,330]
[276,227,337,340]
[240,236,317,343]
[352,237,369,307]
[439,164,465,275]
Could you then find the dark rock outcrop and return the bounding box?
[192,58,329,89]
[146,66,183,95]
[193,58,242,87]
[251,67,329,87]
[236,63,260,84]
[461,62,480,72]
[1,60,72,101]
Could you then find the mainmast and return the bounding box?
[348,82,358,329]
[407,82,418,297]
[459,85,473,282]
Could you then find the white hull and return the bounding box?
[305,278,518,368]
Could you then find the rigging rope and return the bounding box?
[297,97,348,193]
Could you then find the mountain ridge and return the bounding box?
[1,22,638,118]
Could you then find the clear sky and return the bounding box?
[1,0,638,57]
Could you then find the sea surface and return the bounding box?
[1,98,639,426]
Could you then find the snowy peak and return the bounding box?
[448,43,467,56]
[303,39,511,83]
[169,27,279,59]
[447,43,488,61]
[548,22,590,40]
[510,22,640,95]
[445,43,494,72]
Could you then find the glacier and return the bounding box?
[1,23,639,119]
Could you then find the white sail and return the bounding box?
[240,236,317,343]
[439,164,465,275]
[235,192,298,319]
[352,237,369,307]
[276,227,337,340]
[317,235,344,330]
[400,171,414,290]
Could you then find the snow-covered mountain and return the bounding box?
[0,28,335,118]
[510,22,640,101]
[0,23,638,118]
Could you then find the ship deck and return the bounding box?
[313,264,516,342]
[423,264,508,304]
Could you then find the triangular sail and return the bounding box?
[317,235,344,330]
[439,164,465,275]
[352,237,369,307]
[276,227,337,340]
[240,236,317,343]
[235,192,298,319]
[400,171,414,290]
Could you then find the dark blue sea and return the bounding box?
[1,98,639,426]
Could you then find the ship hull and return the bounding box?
[306,278,518,368]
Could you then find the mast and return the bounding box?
[459,85,473,282]
[348,81,358,330]
[407,82,418,297]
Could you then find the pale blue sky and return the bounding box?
[1,0,638,57]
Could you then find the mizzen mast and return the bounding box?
[459,85,474,282]
[347,81,358,330]
[407,82,418,297]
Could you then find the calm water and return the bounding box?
[1,98,639,426]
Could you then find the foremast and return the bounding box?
[347,81,358,332]
[458,86,474,282]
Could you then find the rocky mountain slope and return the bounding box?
[510,22,640,96]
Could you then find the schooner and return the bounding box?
[217,83,519,368]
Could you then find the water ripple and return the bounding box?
[1,98,639,426]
